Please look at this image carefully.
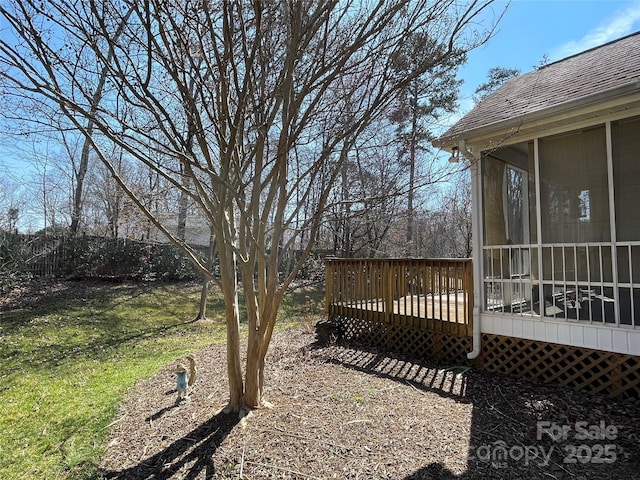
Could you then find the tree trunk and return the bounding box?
[219,246,244,411]
[70,139,90,236]
[224,299,244,411]
[406,85,419,256]
[196,280,209,321]
[406,138,415,253]
[244,307,278,408]
[177,172,189,241]
[195,231,215,321]
[68,8,134,237]
[244,331,264,408]
[340,149,351,257]
[223,302,243,410]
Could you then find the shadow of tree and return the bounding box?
[0,280,216,377]
[101,409,240,479]
[145,397,183,422]
[312,339,640,480]
[1,313,198,376]
[0,279,146,317]
[312,340,472,401]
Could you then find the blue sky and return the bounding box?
[6,1,638,160]
[4,1,640,200]
[456,0,640,115]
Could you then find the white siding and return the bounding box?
[480,313,640,355]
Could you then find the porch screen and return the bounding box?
[538,125,610,243]
[482,156,507,246]
[482,146,532,246]
[612,115,640,242]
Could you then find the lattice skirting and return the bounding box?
[326,316,640,398]
[330,315,472,365]
[480,334,640,398]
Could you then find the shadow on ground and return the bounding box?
[101,409,240,479]
[0,280,214,377]
[315,339,640,480]
[99,332,640,480]
[403,463,462,479]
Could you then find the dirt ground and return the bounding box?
[99,328,640,480]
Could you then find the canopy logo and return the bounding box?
[470,420,620,469]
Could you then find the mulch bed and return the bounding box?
[99,329,640,480]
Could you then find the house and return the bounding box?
[432,31,640,396]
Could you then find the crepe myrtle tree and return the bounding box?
[0,0,498,412]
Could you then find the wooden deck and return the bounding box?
[332,294,467,320]
[326,258,473,337]
[325,258,640,398]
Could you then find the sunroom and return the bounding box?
[480,116,640,335]
[435,32,640,363]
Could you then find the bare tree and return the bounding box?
[389,32,465,256]
[83,152,128,237]
[419,171,472,258]
[0,177,24,232]
[0,0,498,412]
[324,127,406,257]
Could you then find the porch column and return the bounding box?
[463,140,483,359]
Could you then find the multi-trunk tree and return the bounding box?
[0,0,498,412]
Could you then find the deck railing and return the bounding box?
[326,258,473,337]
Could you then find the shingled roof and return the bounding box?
[436,31,640,147]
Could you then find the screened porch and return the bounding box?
[481,116,640,328]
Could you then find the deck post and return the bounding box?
[325,260,334,320]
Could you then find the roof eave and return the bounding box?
[433,80,640,150]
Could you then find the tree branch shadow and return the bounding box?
[311,341,471,402]
[101,409,240,480]
[312,337,640,479]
